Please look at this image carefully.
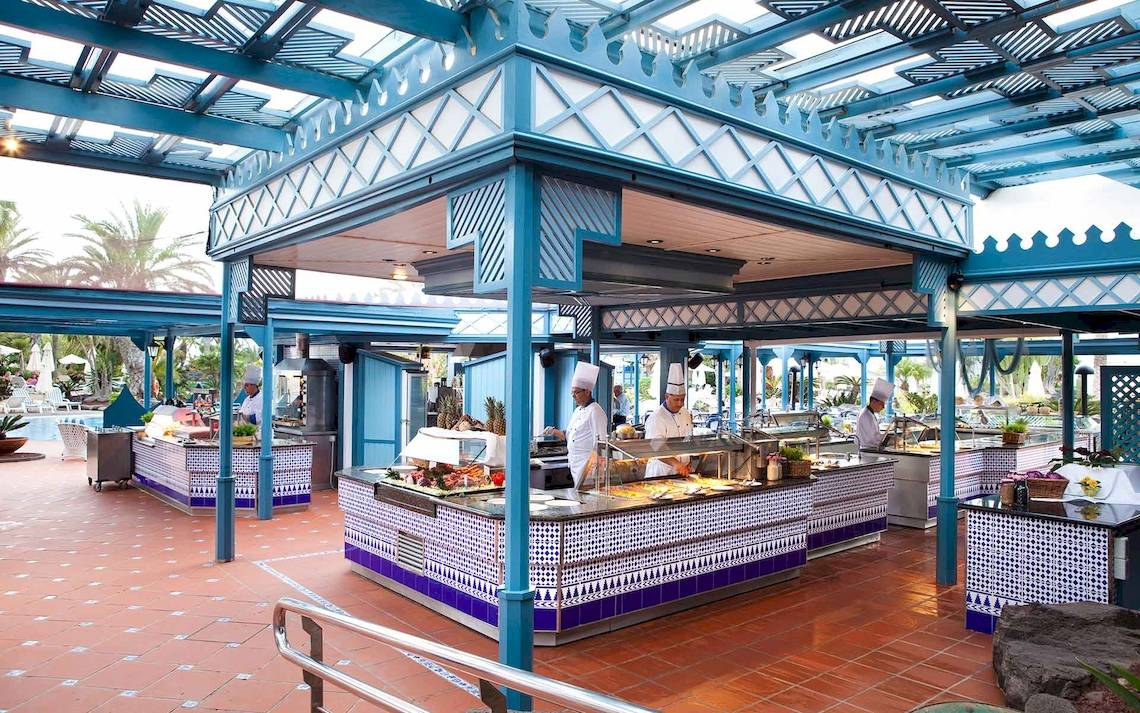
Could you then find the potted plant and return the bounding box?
[1049,446,1124,472]
[232,422,257,446]
[140,411,154,424]
[1001,417,1030,445]
[780,446,811,478]
[0,414,29,456]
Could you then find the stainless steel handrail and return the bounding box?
[274,597,658,713]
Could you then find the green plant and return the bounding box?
[1002,417,1029,434]
[0,414,28,438]
[820,414,832,427]
[1050,446,1124,471]
[232,422,257,438]
[779,446,806,461]
[1079,660,1140,711]
[140,411,154,424]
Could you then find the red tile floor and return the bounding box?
[0,440,1005,712]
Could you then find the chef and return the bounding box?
[855,378,893,450]
[237,365,264,425]
[643,363,694,478]
[544,362,608,488]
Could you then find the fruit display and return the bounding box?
[436,393,460,430]
[383,461,504,496]
[483,396,506,436]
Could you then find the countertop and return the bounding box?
[959,494,1140,531]
[340,454,893,522]
[135,435,313,449]
[870,433,1059,458]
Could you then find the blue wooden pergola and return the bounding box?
[2,1,1138,708]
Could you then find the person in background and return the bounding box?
[855,378,894,450]
[643,363,694,478]
[612,384,630,427]
[544,362,607,488]
[237,365,263,425]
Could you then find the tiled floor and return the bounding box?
[0,440,1003,712]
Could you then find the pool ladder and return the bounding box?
[274,596,657,713]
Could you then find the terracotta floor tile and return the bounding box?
[767,684,840,712]
[190,621,266,644]
[798,672,869,700]
[12,681,119,711]
[846,688,915,713]
[0,675,64,708]
[901,662,968,690]
[874,674,943,704]
[91,694,182,713]
[84,659,179,690]
[26,650,122,679]
[142,668,234,700]
[199,676,296,711]
[949,675,1006,705]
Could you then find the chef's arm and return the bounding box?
[544,426,566,440]
[657,457,691,475]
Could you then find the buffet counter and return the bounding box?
[960,470,1140,634]
[870,433,1076,528]
[132,435,313,515]
[337,453,896,645]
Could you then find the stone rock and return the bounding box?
[993,603,1140,708]
[1025,693,1078,713]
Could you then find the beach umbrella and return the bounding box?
[28,343,42,374]
[59,354,88,367]
[0,345,18,356]
[39,340,56,391]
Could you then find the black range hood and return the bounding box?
[413,243,744,306]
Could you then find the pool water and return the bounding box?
[16,413,103,441]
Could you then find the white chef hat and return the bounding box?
[571,361,599,390]
[665,363,685,396]
[870,377,893,403]
[242,364,262,386]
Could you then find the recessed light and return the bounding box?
[706,248,720,253]
[647,239,663,245]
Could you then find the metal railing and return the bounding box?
[273,597,658,713]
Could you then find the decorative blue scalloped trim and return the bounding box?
[965,222,1140,278]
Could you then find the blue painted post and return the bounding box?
[742,345,754,426]
[633,353,641,424]
[1061,331,1075,457]
[500,164,536,709]
[987,340,997,398]
[716,355,724,426]
[859,355,869,407]
[164,331,175,402]
[936,296,959,586]
[806,356,815,410]
[257,318,275,520]
[143,332,153,411]
[885,348,896,416]
[728,346,738,430]
[780,353,789,410]
[589,308,600,366]
[216,263,236,562]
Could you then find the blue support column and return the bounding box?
[164,331,175,402]
[716,355,724,426]
[806,356,815,410]
[987,340,997,398]
[742,345,754,426]
[216,264,236,563]
[885,348,897,416]
[728,346,738,430]
[500,164,536,709]
[780,353,789,410]
[1061,331,1075,457]
[859,355,869,406]
[257,318,275,520]
[142,331,153,411]
[589,308,601,366]
[633,353,641,424]
[936,296,959,586]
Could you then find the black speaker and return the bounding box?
[338,343,358,364]
[538,346,556,368]
[686,351,703,369]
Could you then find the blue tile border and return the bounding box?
[808,517,888,551]
[965,609,997,634]
[346,544,807,633]
[133,476,308,513]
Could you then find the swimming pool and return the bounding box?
[17,413,103,441]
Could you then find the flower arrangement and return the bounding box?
[1078,474,1102,498]
[1050,446,1124,472]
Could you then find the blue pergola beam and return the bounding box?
[6,140,223,185]
[943,125,1140,167]
[0,73,288,152]
[691,0,881,71]
[0,0,361,100]
[303,0,467,44]
[830,30,1140,119]
[975,144,1140,182]
[771,0,1095,96]
[600,0,696,39]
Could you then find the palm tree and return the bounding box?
[67,201,215,401]
[67,201,214,292]
[895,358,933,392]
[0,200,49,282]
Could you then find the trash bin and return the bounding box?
[86,427,134,491]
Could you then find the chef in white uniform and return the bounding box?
[545,362,608,488]
[643,363,694,478]
[855,377,893,450]
[237,365,264,425]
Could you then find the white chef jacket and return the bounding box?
[643,402,694,478]
[566,400,608,487]
[854,406,880,450]
[238,389,263,424]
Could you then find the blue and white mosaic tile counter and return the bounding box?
[960,486,1140,634]
[338,455,896,645]
[132,436,313,515]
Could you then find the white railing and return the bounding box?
[273,597,658,713]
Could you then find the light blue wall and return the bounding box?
[352,352,404,467]
[462,352,508,419]
[551,351,613,429]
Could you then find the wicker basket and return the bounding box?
[786,459,811,478]
[1002,431,1028,445]
[1027,477,1067,500]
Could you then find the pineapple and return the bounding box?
[437,393,456,430]
[495,398,506,436]
[484,396,497,433]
